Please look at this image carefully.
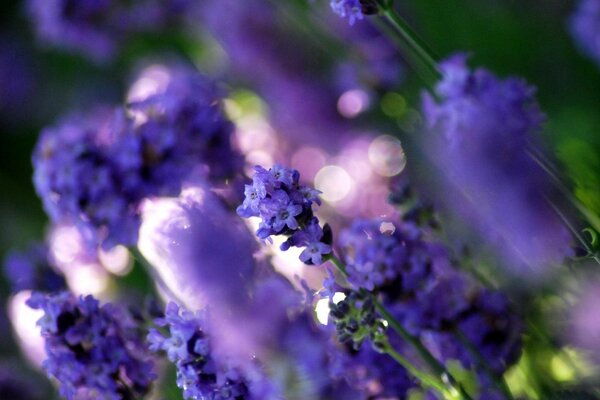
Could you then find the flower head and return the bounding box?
[27,292,155,400]
[149,302,273,399]
[330,1,364,25]
[237,165,331,265]
[422,54,572,274]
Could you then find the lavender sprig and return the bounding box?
[27,292,155,400]
[237,165,332,265]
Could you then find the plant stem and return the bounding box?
[328,255,472,399]
[453,328,514,399]
[380,340,454,397]
[376,0,442,86]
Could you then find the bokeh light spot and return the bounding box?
[314,165,353,203]
[337,89,369,118]
[368,135,406,177]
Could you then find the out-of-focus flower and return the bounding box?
[339,218,425,291]
[27,291,155,399]
[3,243,65,293]
[139,186,257,311]
[330,0,379,25]
[422,54,572,275]
[149,301,277,399]
[32,107,139,248]
[237,165,332,265]
[570,0,600,67]
[33,66,238,248]
[26,0,198,62]
[125,63,242,185]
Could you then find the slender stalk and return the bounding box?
[380,339,454,397]
[376,0,442,86]
[328,255,472,399]
[453,328,514,400]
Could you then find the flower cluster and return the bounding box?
[27,292,155,400]
[339,216,523,393]
[3,242,65,293]
[422,54,572,273]
[570,0,600,67]
[329,291,387,351]
[237,165,332,265]
[148,302,263,400]
[339,218,427,291]
[33,65,238,248]
[26,0,197,62]
[330,1,379,25]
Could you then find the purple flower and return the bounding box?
[148,302,274,400]
[292,220,332,265]
[27,292,155,400]
[237,165,332,265]
[32,107,140,248]
[139,186,257,312]
[330,0,364,25]
[570,0,600,67]
[33,66,239,248]
[125,64,243,186]
[339,218,425,291]
[422,54,572,275]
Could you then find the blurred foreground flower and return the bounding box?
[33,65,239,248]
[422,54,572,276]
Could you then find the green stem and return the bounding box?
[377,1,442,86]
[328,255,472,399]
[454,328,514,400]
[381,340,454,396]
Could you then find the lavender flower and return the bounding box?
[33,66,238,248]
[139,186,257,312]
[27,292,155,400]
[148,302,272,400]
[3,243,65,293]
[32,107,140,248]
[237,165,331,265]
[337,215,523,387]
[422,54,572,275]
[569,0,600,67]
[125,64,242,186]
[330,1,363,25]
[339,218,428,292]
